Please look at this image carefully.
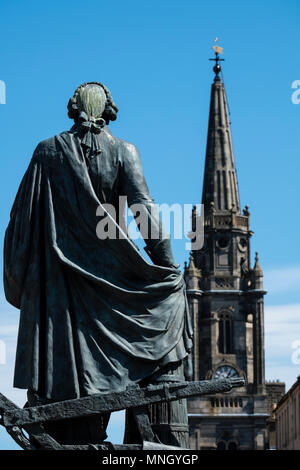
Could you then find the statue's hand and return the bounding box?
[169,263,180,269]
[144,239,178,269]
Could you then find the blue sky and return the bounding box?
[0,0,300,449]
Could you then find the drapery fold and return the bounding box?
[4,128,192,400]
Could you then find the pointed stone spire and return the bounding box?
[202,49,241,213]
[188,251,196,271]
[184,252,201,290]
[253,252,263,290]
[253,252,263,276]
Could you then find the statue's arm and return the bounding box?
[120,142,178,268]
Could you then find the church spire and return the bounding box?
[201,43,241,213]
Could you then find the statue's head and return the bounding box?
[67,82,118,125]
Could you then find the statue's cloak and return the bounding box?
[4,127,192,400]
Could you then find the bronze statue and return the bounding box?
[3,82,193,447]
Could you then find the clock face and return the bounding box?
[215,366,239,379]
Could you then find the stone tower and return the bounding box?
[185,51,268,450]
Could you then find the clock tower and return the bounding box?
[185,48,268,450]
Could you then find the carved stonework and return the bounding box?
[216,305,234,313]
[215,278,234,289]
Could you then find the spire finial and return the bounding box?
[209,38,224,80]
[185,251,201,277]
[253,252,263,276]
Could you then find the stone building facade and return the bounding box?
[265,381,286,449]
[275,376,300,450]
[185,55,269,450]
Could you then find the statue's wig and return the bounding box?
[67,82,118,125]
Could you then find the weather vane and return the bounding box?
[209,37,224,78]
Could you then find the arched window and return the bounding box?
[217,440,239,451]
[218,312,233,354]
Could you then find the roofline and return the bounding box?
[274,375,300,411]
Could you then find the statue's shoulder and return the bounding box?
[103,128,140,166]
[108,132,139,160]
[33,134,62,157]
[121,140,139,157]
[33,129,140,165]
[32,132,70,163]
